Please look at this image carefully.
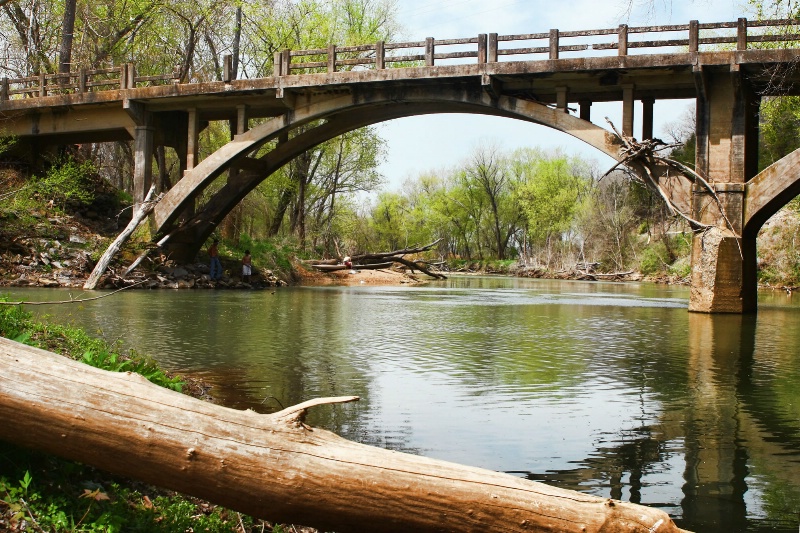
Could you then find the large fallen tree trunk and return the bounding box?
[83,185,162,290]
[0,337,689,533]
[309,240,448,279]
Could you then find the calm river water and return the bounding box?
[5,277,800,532]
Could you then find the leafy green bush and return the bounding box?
[638,243,669,276]
[32,160,96,210]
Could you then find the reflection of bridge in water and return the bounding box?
[4,18,800,312]
[511,313,800,531]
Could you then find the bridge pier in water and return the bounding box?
[688,67,759,313]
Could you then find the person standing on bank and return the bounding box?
[242,250,252,284]
[209,239,222,281]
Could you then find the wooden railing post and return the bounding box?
[39,73,46,97]
[273,51,283,77]
[127,63,136,89]
[223,54,233,83]
[549,29,559,59]
[120,65,127,90]
[78,68,86,93]
[488,33,498,63]
[689,20,699,53]
[618,24,629,56]
[1,77,8,101]
[281,49,291,75]
[425,37,435,66]
[328,44,337,73]
[376,41,385,69]
[737,17,748,50]
[478,33,487,63]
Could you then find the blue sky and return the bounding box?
[376,0,750,190]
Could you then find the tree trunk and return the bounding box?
[0,337,690,533]
[83,185,159,289]
[58,0,77,75]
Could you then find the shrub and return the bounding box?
[33,160,96,210]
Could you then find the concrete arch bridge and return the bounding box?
[3,18,800,313]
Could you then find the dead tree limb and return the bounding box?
[83,186,162,289]
[382,255,447,279]
[0,279,148,306]
[0,337,690,533]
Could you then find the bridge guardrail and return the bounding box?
[0,64,180,101]
[273,18,800,75]
[2,18,798,101]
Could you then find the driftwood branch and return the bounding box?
[309,240,447,279]
[603,118,744,259]
[0,337,690,533]
[83,186,162,289]
[0,279,148,306]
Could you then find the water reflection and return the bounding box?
[5,279,800,532]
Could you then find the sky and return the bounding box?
[376,0,751,190]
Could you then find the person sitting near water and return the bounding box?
[209,239,222,281]
[343,255,352,268]
[242,250,252,283]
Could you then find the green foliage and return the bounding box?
[515,153,590,245]
[759,96,800,171]
[0,134,17,156]
[669,133,696,168]
[32,160,96,210]
[228,234,295,275]
[0,441,277,532]
[638,233,692,277]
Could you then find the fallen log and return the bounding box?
[83,185,162,290]
[0,337,690,533]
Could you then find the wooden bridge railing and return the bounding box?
[273,18,800,75]
[2,18,799,101]
[0,64,180,101]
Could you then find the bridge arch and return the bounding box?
[155,85,627,260]
[744,147,800,238]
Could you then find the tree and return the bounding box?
[58,0,77,75]
[462,145,522,260]
[515,150,591,267]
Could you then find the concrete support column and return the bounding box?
[690,68,759,313]
[641,97,654,140]
[186,107,200,171]
[579,100,591,121]
[622,84,634,137]
[556,86,568,113]
[133,123,155,209]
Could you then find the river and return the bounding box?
[4,277,800,532]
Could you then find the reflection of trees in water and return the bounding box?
[514,425,667,503]
[511,312,800,532]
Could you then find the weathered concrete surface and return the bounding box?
[690,69,758,313]
[689,227,750,313]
